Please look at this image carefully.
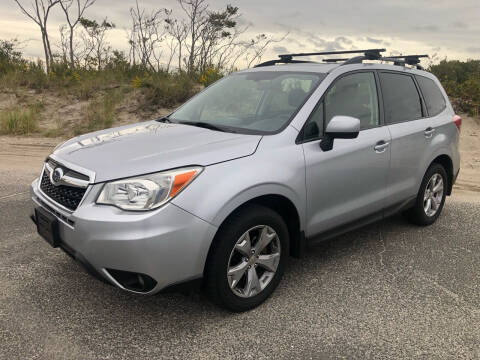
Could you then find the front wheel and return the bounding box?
[204,204,289,312]
[406,163,447,226]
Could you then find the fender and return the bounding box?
[415,146,455,195]
[172,129,307,231]
[210,183,305,229]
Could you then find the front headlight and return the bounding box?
[97,166,202,211]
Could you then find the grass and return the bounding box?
[0,102,43,135]
[73,89,122,135]
[0,49,210,136]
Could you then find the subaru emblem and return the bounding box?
[50,167,64,186]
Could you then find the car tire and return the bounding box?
[204,204,289,312]
[406,163,448,226]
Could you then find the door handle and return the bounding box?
[424,127,435,138]
[374,141,390,153]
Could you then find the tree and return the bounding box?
[128,0,169,71]
[59,0,96,68]
[80,17,115,69]
[0,39,22,63]
[178,0,209,72]
[164,17,188,71]
[12,0,60,72]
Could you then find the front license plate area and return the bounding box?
[35,207,60,248]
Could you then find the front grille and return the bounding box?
[40,170,87,211]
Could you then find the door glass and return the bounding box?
[379,72,422,124]
[302,101,324,141]
[325,72,379,130]
[415,75,446,117]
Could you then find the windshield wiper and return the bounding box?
[178,121,235,133]
[156,116,173,123]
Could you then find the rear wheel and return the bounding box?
[205,204,289,312]
[406,163,447,226]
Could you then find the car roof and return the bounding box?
[238,62,435,79]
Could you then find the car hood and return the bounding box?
[52,121,262,182]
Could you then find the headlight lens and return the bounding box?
[97,166,202,211]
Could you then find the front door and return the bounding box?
[300,71,391,237]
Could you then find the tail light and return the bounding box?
[453,115,462,132]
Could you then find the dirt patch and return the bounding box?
[0,92,17,110]
[0,135,59,173]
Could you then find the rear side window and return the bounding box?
[416,75,446,117]
[379,72,423,124]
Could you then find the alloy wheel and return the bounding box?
[227,225,281,298]
[423,173,444,217]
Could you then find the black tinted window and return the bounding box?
[302,101,324,141]
[379,72,422,124]
[416,75,446,116]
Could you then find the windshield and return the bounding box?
[169,71,325,134]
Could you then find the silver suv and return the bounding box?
[31,49,461,311]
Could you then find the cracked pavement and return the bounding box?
[1,148,479,359]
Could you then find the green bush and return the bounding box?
[429,60,480,115]
[73,90,122,135]
[139,72,197,108]
[0,102,43,135]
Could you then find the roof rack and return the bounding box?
[255,49,428,70]
[254,49,385,67]
[381,54,429,69]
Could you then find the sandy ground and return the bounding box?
[1,114,478,201]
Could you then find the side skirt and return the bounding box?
[306,196,416,247]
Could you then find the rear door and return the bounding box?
[301,71,391,236]
[378,71,430,206]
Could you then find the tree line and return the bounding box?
[11,0,285,73]
[429,60,480,116]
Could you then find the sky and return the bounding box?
[1,0,479,67]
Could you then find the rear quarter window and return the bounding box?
[379,72,423,124]
[415,75,446,117]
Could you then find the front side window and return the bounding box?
[379,72,423,124]
[301,72,379,141]
[415,75,446,117]
[170,71,324,134]
[325,72,379,129]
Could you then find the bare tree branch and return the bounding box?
[12,0,60,72]
[59,0,96,68]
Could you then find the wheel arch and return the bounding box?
[430,154,454,195]
[205,193,305,277]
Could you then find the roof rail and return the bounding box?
[255,49,385,68]
[254,59,316,68]
[322,58,349,63]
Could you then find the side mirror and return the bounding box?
[320,115,360,151]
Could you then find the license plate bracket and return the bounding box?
[35,207,60,248]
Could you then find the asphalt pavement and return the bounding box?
[0,167,479,359]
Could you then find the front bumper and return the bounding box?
[30,178,218,294]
